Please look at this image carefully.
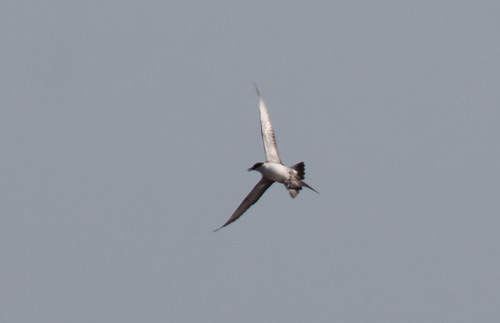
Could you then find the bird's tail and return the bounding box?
[301,180,319,194]
[290,162,319,195]
[287,180,319,198]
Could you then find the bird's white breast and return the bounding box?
[259,162,292,182]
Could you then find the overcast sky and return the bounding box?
[2,1,500,322]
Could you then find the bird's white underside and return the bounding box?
[258,162,294,183]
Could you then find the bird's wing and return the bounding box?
[256,87,282,163]
[214,177,274,231]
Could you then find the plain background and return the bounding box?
[2,1,499,322]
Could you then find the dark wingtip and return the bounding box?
[253,82,261,96]
[213,222,229,232]
[291,162,306,180]
[213,224,226,232]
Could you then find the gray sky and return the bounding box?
[2,1,500,322]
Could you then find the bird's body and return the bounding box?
[214,86,318,231]
[253,162,292,183]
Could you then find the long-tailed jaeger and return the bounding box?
[214,86,319,231]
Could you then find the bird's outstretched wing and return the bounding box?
[256,87,282,164]
[214,177,274,231]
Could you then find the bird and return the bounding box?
[213,86,319,231]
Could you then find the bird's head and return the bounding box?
[248,162,264,171]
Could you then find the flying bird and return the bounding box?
[214,86,319,231]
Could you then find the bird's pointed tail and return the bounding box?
[301,180,319,194]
